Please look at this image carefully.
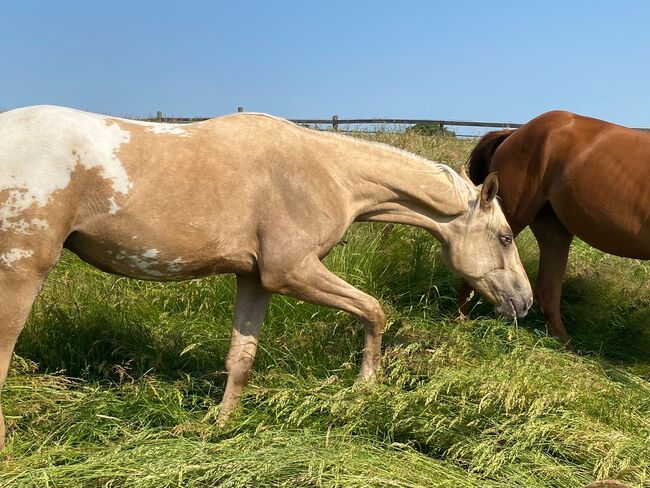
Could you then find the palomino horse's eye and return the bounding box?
[500,234,513,246]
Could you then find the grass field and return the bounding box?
[2,131,650,487]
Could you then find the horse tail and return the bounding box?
[467,130,516,184]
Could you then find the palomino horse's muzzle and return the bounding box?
[495,289,534,318]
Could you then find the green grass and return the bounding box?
[1,131,650,487]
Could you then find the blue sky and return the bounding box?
[2,1,650,127]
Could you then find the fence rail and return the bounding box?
[143,109,650,134]
[145,110,525,134]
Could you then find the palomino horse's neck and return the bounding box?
[341,137,474,237]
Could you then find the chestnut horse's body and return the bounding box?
[464,110,650,343]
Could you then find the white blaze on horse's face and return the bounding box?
[441,173,533,318]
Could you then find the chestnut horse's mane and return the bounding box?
[467,130,516,185]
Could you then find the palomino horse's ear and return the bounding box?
[480,172,499,207]
[460,165,473,185]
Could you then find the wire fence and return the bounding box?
[143,108,526,138]
[143,108,650,138]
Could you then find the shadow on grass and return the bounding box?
[16,308,231,382]
[561,275,650,367]
[461,274,650,375]
[13,227,650,384]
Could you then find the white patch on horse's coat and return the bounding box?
[167,257,186,272]
[107,196,120,214]
[128,254,165,277]
[143,249,159,258]
[145,125,189,136]
[0,248,34,267]
[116,250,188,278]
[0,214,49,234]
[0,106,132,232]
[117,117,192,137]
[0,189,51,234]
[112,249,168,278]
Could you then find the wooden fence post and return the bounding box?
[332,115,339,131]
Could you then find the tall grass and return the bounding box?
[1,130,649,487]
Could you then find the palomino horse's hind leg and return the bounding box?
[218,275,271,426]
[0,272,46,449]
[261,254,386,381]
[530,207,574,346]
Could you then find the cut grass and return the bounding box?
[1,130,649,487]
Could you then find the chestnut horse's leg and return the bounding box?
[262,254,385,381]
[529,207,574,346]
[0,273,45,449]
[218,275,271,426]
[457,280,474,318]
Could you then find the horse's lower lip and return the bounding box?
[510,298,529,318]
[495,299,516,318]
[495,298,523,318]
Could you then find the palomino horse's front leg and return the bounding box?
[530,207,574,346]
[0,273,45,449]
[262,254,386,381]
[218,275,271,426]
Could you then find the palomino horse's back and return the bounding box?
[1,106,355,280]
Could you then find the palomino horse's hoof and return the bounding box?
[204,405,232,428]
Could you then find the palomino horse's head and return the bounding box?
[441,170,533,318]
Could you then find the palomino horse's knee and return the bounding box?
[362,297,385,331]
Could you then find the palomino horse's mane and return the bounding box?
[238,112,476,204]
[112,109,473,199]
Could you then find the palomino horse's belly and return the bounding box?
[64,230,257,281]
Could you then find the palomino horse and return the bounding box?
[0,105,532,447]
[461,110,650,345]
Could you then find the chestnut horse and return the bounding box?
[0,105,532,448]
[461,110,650,344]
